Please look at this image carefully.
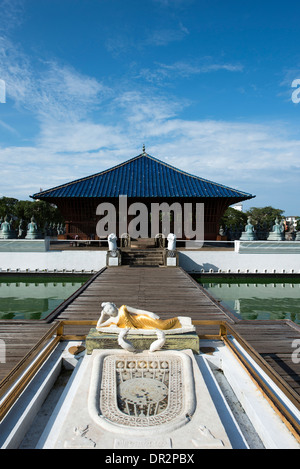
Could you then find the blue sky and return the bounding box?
[0,0,300,215]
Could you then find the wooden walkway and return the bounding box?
[0,266,300,411]
[233,321,300,397]
[0,321,57,384]
[55,267,236,323]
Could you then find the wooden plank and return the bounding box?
[0,266,300,408]
[0,322,58,383]
[56,266,236,323]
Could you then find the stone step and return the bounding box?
[122,254,163,260]
[124,260,164,266]
[122,249,163,253]
[122,251,163,254]
[123,261,164,265]
[121,249,164,266]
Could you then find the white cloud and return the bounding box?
[0,8,298,214]
[1,91,300,203]
[37,120,125,153]
[0,0,24,32]
[36,63,106,119]
[137,59,243,84]
[0,33,109,123]
[145,25,189,46]
[0,36,298,201]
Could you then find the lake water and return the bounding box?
[0,275,91,320]
[196,276,300,325]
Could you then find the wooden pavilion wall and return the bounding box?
[49,196,242,241]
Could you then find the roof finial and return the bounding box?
[142,144,146,154]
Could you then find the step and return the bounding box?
[123,260,164,266]
[121,248,165,266]
[122,249,163,253]
[122,254,163,260]
[122,251,164,257]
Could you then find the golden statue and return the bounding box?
[96,303,182,331]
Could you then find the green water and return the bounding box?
[196,276,300,324]
[0,275,91,320]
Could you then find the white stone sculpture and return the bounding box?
[96,302,195,336]
[96,302,160,330]
[108,233,118,251]
[88,350,197,436]
[96,302,195,352]
[149,329,166,352]
[117,328,136,352]
[116,327,166,353]
[167,233,176,251]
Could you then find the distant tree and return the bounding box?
[0,197,19,219]
[245,206,284,228]
[0,196,64,230]
[16,199,64,228]
[219,207,248,229]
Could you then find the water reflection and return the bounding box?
[198,277,300,324]
[0,275,90,320]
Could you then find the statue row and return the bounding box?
[221,217,300,241]
[0,215,66,240]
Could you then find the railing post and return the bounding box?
[56,321,64,339]
[219,322,227,338]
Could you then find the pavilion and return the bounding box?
[31,149,255,241]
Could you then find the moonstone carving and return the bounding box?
[88,351,196,435]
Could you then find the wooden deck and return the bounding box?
[0,266,300,413]
[0,321,58,384]
[233,321,300,397]
[55,267,237,323]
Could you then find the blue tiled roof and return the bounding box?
[31,152,254,200]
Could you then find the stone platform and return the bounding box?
[86,328,200,354]
[0,239,49,252]
[36,349,238,449]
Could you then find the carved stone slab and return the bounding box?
[39,349,234,449]
[88,350,196,436]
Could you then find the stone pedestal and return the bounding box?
[239,231,256,241]
[267,231,284,241]
[106,250,121,266]
[86,328,200,355]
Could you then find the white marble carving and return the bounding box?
[96,302,195,335]
[64,425,96,449]
[117,328,136,352]
[96,303,160,330]
[149,330,166,352]
[88,350,196,436]
[192,425,224,448]
[108,233,117,251]
[39,349,234,449]
[167,233,176,250]
[117,328,166,353]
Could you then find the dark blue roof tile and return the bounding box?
[31,152,254,200]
